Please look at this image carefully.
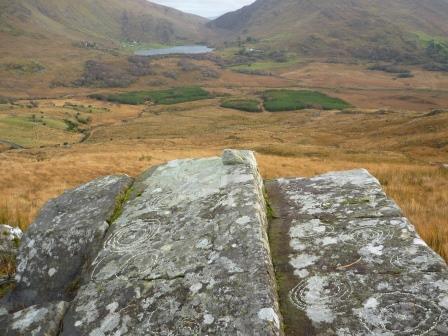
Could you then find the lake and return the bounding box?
[135,45,214,56]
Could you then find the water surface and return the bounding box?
[135,45,213,56]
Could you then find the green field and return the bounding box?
[90,87,212,105]
[0,114,80,147]
[263,90,351,112]
[221,99,262,112]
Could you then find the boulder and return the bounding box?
[4,175,133,309]
[2,153,448,335]
[266,169,448,335]
[61,150,281,335]
[0,301,69,336]
[0,225,22,256]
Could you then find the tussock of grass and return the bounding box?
[108,187,133,224]
[221,99,261,112]
[0,201,30,231]
[0,253,16,298]
[263,89,351,112]
[90,87,211,105]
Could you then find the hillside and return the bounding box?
[210,0,448,64]
[0,0,207,45]
[0,0,210,96]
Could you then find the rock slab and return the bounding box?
[4,175,133,309]
[266,169,448,335]
[3,154,448,336]
[0,301,69,336]
[61,150,281,335]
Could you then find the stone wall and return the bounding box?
[1,150,447,335]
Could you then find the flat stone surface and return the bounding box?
[0,301,69,336]
[4,175,133,309]
[62,150,281,335]
[266,169,448,335]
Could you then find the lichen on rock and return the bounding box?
[62,150,281,335]
[2,175,133,310]
[0,301,69,336]
[2,154,447,336]
[266,169,448,335]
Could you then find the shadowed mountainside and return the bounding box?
[0,0,207,44]
[210,0,448,63]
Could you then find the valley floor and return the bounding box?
[0,57,447,261]
[1,96,447,261]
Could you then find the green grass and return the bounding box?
[108,187,133,225]
[90,87,212,105]
[414,31,448,46]
[0,114,80,147]
[0,115,66,131]
[263,90,351,112]
[221,99,262,112]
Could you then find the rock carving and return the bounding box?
[0,154,447,335]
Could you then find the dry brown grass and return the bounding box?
[0,97,447,260]
[258,157,448,261]
[281,63,448,111]
[0,253,16,297]
[0,254,15,278]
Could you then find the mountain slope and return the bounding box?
[210,0,448,63]
[0,0,211,96]
[0,0,207,45]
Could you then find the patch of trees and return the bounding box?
[177,59,200,72]
[423,63,448,72]
[201,68,220,79]
[234,69,272,76]
[230,48,288,67]
[1,61,45,74]
[424,40,448,71]
[73,61,135,88]
[72,57,155,88]
[176,59,220,79]
[127,56,154,76]
[425,40,448,63]
[353,47,419,63]
[368,64,413,77]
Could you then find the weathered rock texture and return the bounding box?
[0,301,69,336]
[62,149,280,335]
[4,175,133,310]
[1,153,447,336]
[266,169,448,335]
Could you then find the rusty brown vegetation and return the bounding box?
[1,88,447,260]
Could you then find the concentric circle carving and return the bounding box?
[289,274,353,311]
[359,292,442,335]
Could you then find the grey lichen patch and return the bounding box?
[266,169,448,335]
[3,175,133,310]
[0,301,69,336]
[62,150,282,335]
